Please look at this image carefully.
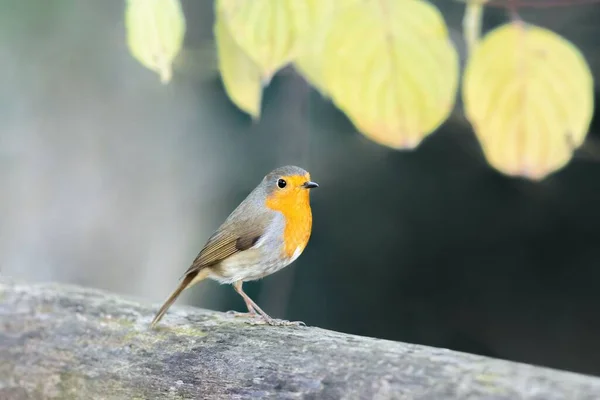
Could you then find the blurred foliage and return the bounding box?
[124,0,595,180]
[217,0,320,82]
[214,5,263,119]
[463,22,594,180]
[125,0,186,84]
[298,0,459,150]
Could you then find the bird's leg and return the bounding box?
[227,281,261,318]
[231,281,306,327]
[233,281,272,320]
[226,281,257,318]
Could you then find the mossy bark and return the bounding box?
[1,279,600,399]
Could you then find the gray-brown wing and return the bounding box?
[183,214,271,276]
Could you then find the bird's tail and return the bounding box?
[150,269,209,328]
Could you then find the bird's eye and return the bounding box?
[277,178,287,188]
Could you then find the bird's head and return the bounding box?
[262,165,318,212]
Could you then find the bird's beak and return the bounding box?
[302,181,319,189]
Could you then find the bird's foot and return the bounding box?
[248,316,306,327]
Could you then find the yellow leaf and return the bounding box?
[125,0,186,84]
[294,0,361,96]
[462,22,594,180]
[214,8,263,119]
[217,0,318,80]
[318,0,459,149]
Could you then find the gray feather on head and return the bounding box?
[264,165,309,181]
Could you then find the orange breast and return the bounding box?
[265,190,313,259]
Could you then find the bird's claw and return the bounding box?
[226,310,305,327]
[248,317,306,327]
[274,320,306,327]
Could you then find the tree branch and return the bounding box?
[1,278,599,399]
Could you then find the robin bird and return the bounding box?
[150,165,318,328]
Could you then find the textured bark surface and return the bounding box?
[1,279,600,400]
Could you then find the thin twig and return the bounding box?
[484,0,600,8]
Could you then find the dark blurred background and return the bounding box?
[2,0,600,377]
